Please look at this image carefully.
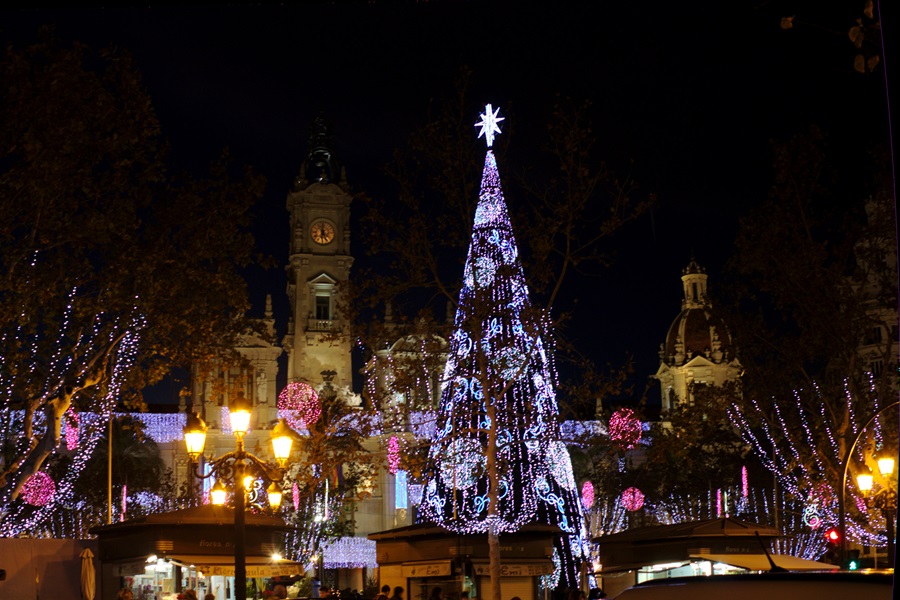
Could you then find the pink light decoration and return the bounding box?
[21,472,56,506]
[121,484,127,522]
[742,465,749,498]
[609,408,642,449]
[292,482,300,512]
[621,487,644,511]
[581,481,595,509]
[65,410,79,450]
[278,382,321,430]
[717,488,723,517]
[387,436,401,475]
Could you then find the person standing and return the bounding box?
[389,587,404,600]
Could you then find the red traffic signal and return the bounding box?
[824,527,841,544]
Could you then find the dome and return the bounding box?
[660,260,733,366]
[663,307,732,365]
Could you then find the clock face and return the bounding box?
[310,220,335,245]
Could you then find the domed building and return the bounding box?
[654,260,742,413]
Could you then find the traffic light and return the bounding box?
[845,549,861,570]
[823,527,841,564]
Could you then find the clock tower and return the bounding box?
[284,117,354,390]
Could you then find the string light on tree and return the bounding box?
[387,436,402,475]
[64,410,80,451]
[730,381,888,547]
[0,323,143,535]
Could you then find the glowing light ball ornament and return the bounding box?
[621,487,644,511]
[21,471,56,506]
[609,408,642,450]
[581,481,595,510]
[278,382,321,430]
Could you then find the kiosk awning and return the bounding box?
[163,555,305,577]
[689,553,837,571]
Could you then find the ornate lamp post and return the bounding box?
[183,393,295,600]
[838,400,899,567]
[856,454,897,567]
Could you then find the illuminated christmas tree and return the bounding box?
[419,105,588,588]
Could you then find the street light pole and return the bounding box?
[838,400,899,566]
[183,393,295,600]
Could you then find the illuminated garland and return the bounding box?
[64,410,80,451]
[418,107,589,588]
[321,536,377,569]
[387,435,401,475]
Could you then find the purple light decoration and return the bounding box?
[609,408,642,449]
[21,472,56,507]
[717,488,723,517]
[621,487,644,512]
[278,382,321,430]
[292,482,300,512]
[730,380,888,548]
[742,465,749,498]
[387,435,401,475]
[581,481,595,509]
[65,410,79,450]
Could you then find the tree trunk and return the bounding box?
[485,385,502,600]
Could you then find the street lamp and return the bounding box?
[856,453,897,567]
[838,400,899,567]
[182,393,295,600]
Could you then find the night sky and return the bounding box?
[2,2,891,402]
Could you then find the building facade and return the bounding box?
[653,260,742,413]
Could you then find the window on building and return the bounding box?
[315,294,331,320]
[865,326,884,345]
[868,359,884,378]
[395,470,408,510]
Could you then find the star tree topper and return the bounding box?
[475,103,504,147]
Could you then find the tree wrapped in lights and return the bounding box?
[419,105,588,591]
[729,381,896,550]
[280,383,380,567]
[0,38,262,535]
